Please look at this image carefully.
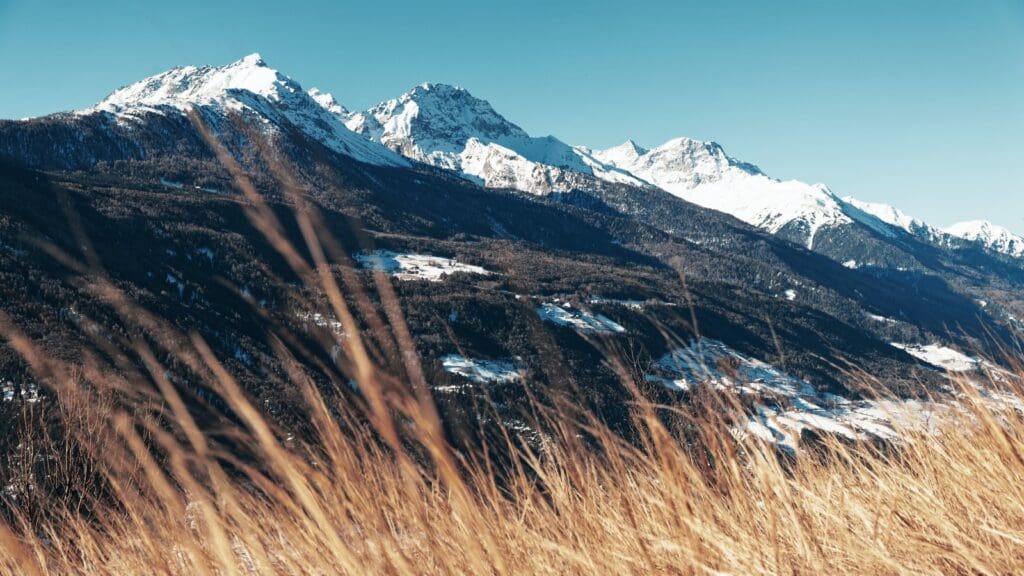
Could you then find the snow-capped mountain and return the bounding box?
[588,138,850,248]
[83,54,408,168]
[319,84,861,248]
[31,53,1023,266]
[841,198,929,236]
[945,220,1024,258]
[837,199,1024,261]
[314,82,644,192]
[839,196,1024,261]
[837,197,951,247]
[2,51,1022,425]
[318,83,1021,262]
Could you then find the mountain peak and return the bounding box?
[592,135,846,246]
[945,220,1024,257]
[392,82,527,141]
[235,52,266,67]
[652,137,733,165]
[596,135,756,183]
[411,82,462,94]
[337,82,651,190]
[659,136,706,148]
[307,87,349,116]
[588,139,648,168]
[947,219,999,234]
[79,54,408,168]
[347,82,530,156]
[617,139,649,155]
[623,138,647,153]
[87,53,291,115]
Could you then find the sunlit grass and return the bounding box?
[2,116,1023,575]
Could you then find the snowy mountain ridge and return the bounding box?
[81,54,408,168]
[326,81,1024,258]
[326,82,857,247]
[840,198,1024,259]
[945,220,1024,258]
[61,54,1023,259]
[587,137,851,248]
[317,82,646,192]
[841,197,931,236]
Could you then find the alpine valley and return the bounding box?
[1,54,1022,453]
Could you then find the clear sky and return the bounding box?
[2,0,1022,232]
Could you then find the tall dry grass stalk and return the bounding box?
[3,367,1024,575]
[1,119,1023,575]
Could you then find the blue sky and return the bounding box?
[2,0,1022,232]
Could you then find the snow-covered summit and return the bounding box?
[347,83,530,155]
[330,83,645,191]
[945,220,1024,258]
[82,54,408,167]
[298,76,1011,257]
[88,53,283,113]
[324,82,859,247]
[591,136,764,184]
[591,137,850,247]
[590,139,649,167]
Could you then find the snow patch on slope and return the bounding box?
[891,343,980,372]
[644,339,804,395]
[354,250,491,282]
[441,354,522,385]
[537,303,626,334]
[642,339,960,454]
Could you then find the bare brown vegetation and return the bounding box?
[2,354,1024,575]
[2,118,1023,575]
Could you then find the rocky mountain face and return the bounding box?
[311,74,1024,331]
[64,54,1016,272]
[331,78,1024,272]
[0,54,1020,453]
